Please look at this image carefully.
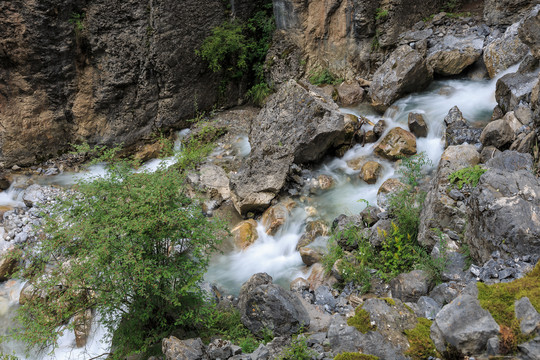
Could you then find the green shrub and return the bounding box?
[246,82,273,106]
[334,353,379,360]
[404,318,439,360]
[276,336,317,360]
[69,12,84,32]
[308,68,343,86]
[347,306,376,334]
[448,165,486,189]
[375,8,389,20]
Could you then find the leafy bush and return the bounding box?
[404,318,439,360]
[375,8,389,20]
[246,82,273,107]
[11,135,225,356]
[448,165,486,189]
[308,68,343,86]
[276,336,317,360]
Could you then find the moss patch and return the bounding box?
[334,353,379,360]
[404,317,439,360]
[347,306,376,334]
[382,297,395,306]
[478,262,540,353]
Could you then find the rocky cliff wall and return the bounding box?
[0,0,257,168]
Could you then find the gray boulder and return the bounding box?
[519,336,540,360]
[519,5,540,60]
[465,151,540,263]
[206,339,234,359]
[496,71,539,113]
[231,79,349,214]
[390,270,432,303]
[238,273,310,337]
[484,22,530,78]
[427,35,484,76]
[479,118,515,148]
[162,337,207,360]
[444,106,482,148]
[369,45,432,112]
[431,292,500,354]
[515,297,540,336]
[416,296,442,320]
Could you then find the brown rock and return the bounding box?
[290,277,310,293]
[74,309,93,348]
[232,220,259,250]
[346,157,367,171]
[360,161,383,184]
[318,174,335,191]
[484,23,529,78]
[261,200,296,236]
[299,247,322,266]
[297,220,329,249]
[0,252,18,282]
[133,141,166,163]
[337,81,365,106]
[374,127,417,161]
[307,263,335,291]
[364,130,378,143]
[408,113,428,138]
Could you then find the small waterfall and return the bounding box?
[230,0,235,17]
[273,0,297,30]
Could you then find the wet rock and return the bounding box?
[418,144,480,248]
[261,200,295,236]
[162,337,207,360]
[238,273,310,337]
[337,81,365,106]
[390,270,432,303]
[373,120,387,139]
[360,161,383,184]
[374,127,416,161]
[427,34,484,76]
[346,156,367,171]
[0,173,10,191]
[519,5,540,60]
[496,71,539,113]
[408,113,428,138]
[377,178,406,208]
[299,247,322,266]
[444,106,482,148]
[515,297,540,336]
[232,220,259,250]
[317,174,336,191]
[479,118,515,148]
[369,45,433,112]
[364,130,378,143]
[431,292,500,354]
[465,151,540,262]
[297,220,329,249]
[231,80,347,214]
[484,22,530,78]
[73,309,93,348]
[0,247,18,281]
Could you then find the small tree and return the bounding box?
[13,139,224,357]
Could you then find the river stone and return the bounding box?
[231,79,346,214]
[299,247,322,266]
[484,22,530,78]
[261,199,295,236]
[198,164,231,201]
[296,220,328,250]
[427,34,484,76]
[431,293,500,354]
[519,5,540,60]
[479,118,515,149]
[418,144,480,248]
[515,297,540,335]
[22,184,49,208]
[444,106,482,148]
[408,113,428,138]
[317,174,335,191]
[360,161,383,184]
[290,277,309,293]
[496,71,539,113]
[364,130,378,143]
[377,178,406,208]
[238,273,310,337]
[337,81,365,106]
[374,127,417,161]
[373,120,387,138]
[390,270,432,303]
[232,220,259,250]
[162,337,207,360]
[465,151,540,263]
[369,45,433,112]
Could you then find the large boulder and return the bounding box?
[238,273,310,337]
[418,144,481,248]
[427,35,484,76]
[162,337,207,360]
[374,127,417,161]
[444,106,482,148]
[369,45,433,112]
[465,151,540,263]
[484,22,530,78]
[337,81,365,106]
[479,118,515,149]
[519,5,540,60]
[496,71,539,113]
[431,292,500,355]
[389,270,432,303]
[230,80,348,214]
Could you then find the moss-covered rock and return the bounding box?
[347,306,376,334]
[404,317,439,360]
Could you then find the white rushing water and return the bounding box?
[0,66,516,358]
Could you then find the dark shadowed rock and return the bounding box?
[444,106,482,148]
[408,113,428,138]
[496,71,539,113]
[238,273,310,337]
[519,5,540,60]
[369,45,433,112]
[231,80,348,214]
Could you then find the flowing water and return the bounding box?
[0,66,515,358]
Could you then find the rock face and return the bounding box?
[496,71,539,113]
[238,273,310,337]
[519,5,540,60]
[0,0,260,168]
[484,22,530,78]
[374,127,417,161]
[427,35,484,76]
[431,292,500,355]
[231,80,347,214]
[369,45,433,112]
[465,151,540,263]
[483,0,536,26]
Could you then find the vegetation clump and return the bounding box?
[347,306,376,334]
[404,317,439,360]
[375,8,389,20]
[308,67,343,86]
[478,262,540,354]
[334,353,379,360]
[448,165,487,189]
[276,336,317,360]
